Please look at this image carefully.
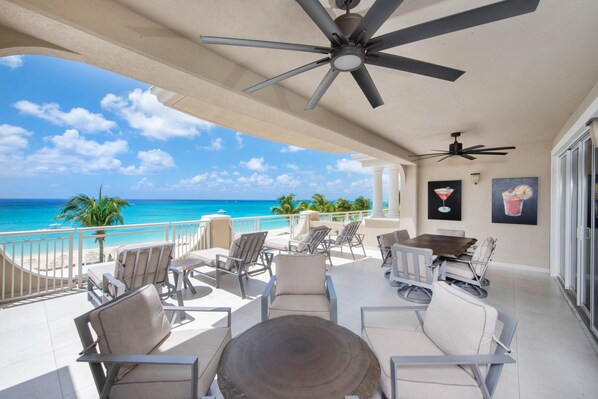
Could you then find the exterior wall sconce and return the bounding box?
[470,173,481,185]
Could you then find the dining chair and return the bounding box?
[445,237,496,297]
[390,243,444,304]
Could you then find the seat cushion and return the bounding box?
[424,282,498,377]
[269,294,330,320]
[115,241,174,290]
[362,327,481,399]
[264,236,291,251]
[275,254,327,295]
[110,327,232,399]
[89,285,171,378]
[445,261,476,280]
[87,262,116,288]
[188,248,229,269]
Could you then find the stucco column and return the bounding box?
[371,167,384,218]
[388,166,399,218]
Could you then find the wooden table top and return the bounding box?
[402,234,477,258]
[217,315,380,399]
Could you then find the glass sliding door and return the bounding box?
[558,154,568,282]
[578,138,592,313]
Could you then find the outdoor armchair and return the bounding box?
[390,243,444,304]
[324,220,365,260]
[377,230,410,269]
[86,241,183,309]
[75,284,232,399]
[261,253,337,323]
[265,225,332,266]
[445,237,496,297]
[361,281,517,399]
[188,231,271,299]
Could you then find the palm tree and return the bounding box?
[334,198,352,212]
[351,196,371,211]
[309,193,335,213]
[55,186,130,262]
[271,194,306,215]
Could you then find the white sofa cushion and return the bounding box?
[188,247,228,269]
[87,262,115,288]
[362,327,481,399]
[89,285,171,378]
[110,327,232,399]
[275,254,327,295]
[269,294,330,320]
[424,282,498,377]
[264,235,292,251]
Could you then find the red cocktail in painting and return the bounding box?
[434,187,454,213]
[502,184,533,216]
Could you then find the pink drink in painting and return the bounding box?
[434,187,454,213]
[502,184,533,216]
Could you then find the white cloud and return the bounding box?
[232,171,240,176]
[122,149,176,175]
[328,158,369,174]
[132,177,154,190]
[326,179,343,189]
[0,124,32,153]
[240,157,270,172]
[14,100,116,133]
[237,173,273,187]
[0,55,24,69]
[276,173,300,187]
[281,145,305,153]
[199,137,224,151]
[101,88,212,140]
[235,132,244,148]
[175,173,208,187]
[286,163,299,171]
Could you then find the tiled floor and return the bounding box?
[1,249,597,399]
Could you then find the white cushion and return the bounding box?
[89,285,171,378]
[188,248,228,269]
[424,282,498,377]
[264,236,291,251]
[114,241,173,290]
[275,254,327,295]
[445,261,476,280]
[471,237,494,275]
[110,327,232,399]
[269,294,330,320]
[362,327,481,399]
[87,262,115,288]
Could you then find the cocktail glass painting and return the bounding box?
[428,180,462,221]
[492,177,538,225]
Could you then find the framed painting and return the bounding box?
[428,180,462,221]
[492,177,538,225]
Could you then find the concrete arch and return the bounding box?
[0,25,82,62]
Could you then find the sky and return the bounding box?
[0,55,382,200]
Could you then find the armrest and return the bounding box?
[168,267,184,291]
[391,354,515,367]
[102,273,126,297]
[78,352,198,366]
[215,254,244,269]
[163,306,231,327]
[261,276,276,321]
[326,275,337,323]
[361,305,428,331]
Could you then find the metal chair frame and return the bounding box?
[288,227,332,266]
[324,220,366,260]
[390,244,444,304]
[446,238,497,297]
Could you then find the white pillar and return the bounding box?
[371,167,384,218]
[388,166,399,218]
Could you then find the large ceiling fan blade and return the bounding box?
[296,0,345,44]
[350,0,405,45]
[350,66,384,108]
[437,155,452,162]
[366,53,464,81]
[200,36,331,54]
[367,0,540,52]
[410,153,450,160]
[467,151,509,155]
[305,68,340,110]
[461,144,486,151]
[461,154,477,160]
[468,146,516,152]
[245,58,330,93]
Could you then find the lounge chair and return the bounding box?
[188,231,271,299]
[264,225,332,266]
[86,241,183,309]
[324,220,365,259]
[261,253,337,323]
[75,284,231,399]
[361,281,517,399]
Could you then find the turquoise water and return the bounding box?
[0,199,279,232]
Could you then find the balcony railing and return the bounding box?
[231,214,304,238]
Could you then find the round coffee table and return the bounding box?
[218,315,380,399]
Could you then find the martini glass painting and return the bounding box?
[434,187,454,213]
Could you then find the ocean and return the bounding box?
[0,199,280,233]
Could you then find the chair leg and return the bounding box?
[453,281,488,298]
[348,245,355,260]
[397,285,433,304]
[215,268,220,288]
[237,273,246,299]
[361,243,366,257]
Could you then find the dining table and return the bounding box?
[401,233,477,259]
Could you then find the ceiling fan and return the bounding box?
[410,132,516,162]
[200,0,539,110]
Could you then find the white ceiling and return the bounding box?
[112,0,598,156]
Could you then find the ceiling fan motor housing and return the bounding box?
[334,13,363,38]
[449,141,463,154]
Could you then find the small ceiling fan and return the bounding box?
[410,132,516,162]
[200,0,539,110]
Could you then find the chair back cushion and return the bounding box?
[424,282,498,376]
[275,253,327,295]
[297,225,330,253]
[89,284,171,377]
[225,231,267,271]
[395,229,410,242]
[114,241,174,291]
[471,237,495,276]
[334,220,361,245]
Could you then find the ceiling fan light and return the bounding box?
[333,54,362,71]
